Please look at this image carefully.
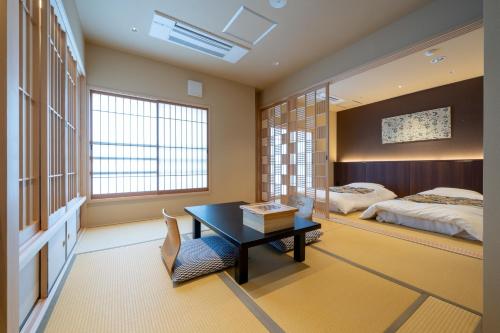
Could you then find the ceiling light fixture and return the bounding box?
[430,55,447,64]
[272,61,280,66]
[397,84,403,89]
[269,0,287,9]
[131,26,138,32]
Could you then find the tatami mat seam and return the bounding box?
[77,229,212,255]
[309,244,482,316]
[384,293,429,333]
[76,237,166,255]
[218,272,285,333]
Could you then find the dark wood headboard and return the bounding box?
[333,160,483,197]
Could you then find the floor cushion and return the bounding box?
[269,230,323,253]
[172,235,235,283]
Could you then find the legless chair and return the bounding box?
[269,194,323,252]
[161,209,236,283]
[160,210,181,277]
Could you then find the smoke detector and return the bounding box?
[269,0,287,9]
[430,56,447,64]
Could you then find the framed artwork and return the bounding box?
[381,107,451,144]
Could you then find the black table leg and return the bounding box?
[193,219,201,239]
[294,233,306,262]
[235,246,248,284]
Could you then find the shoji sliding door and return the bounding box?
[19,0,40,245]
[66,51,79,206]
[259,85,329,218]
[42,5,67,227]
[17,0,85,329]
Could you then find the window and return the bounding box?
[90,91,208,198]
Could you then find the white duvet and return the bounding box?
[329,183,397,215]
[360,187,483,241]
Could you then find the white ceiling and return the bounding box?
[75,0,432,89]
[330,28,484,111]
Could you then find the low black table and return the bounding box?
[184,201,321,284]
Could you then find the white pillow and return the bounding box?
[330,186,397,214]
[348,182,385,190]
[420,187,483,200]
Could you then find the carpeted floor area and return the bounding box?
[41,214,483,333]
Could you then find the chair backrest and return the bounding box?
[287,194,314,219]
[161,209,181,276]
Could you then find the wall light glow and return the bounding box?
[339,155,484,163]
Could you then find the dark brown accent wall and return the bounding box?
[334,160,483,196]
[337,77,483,161]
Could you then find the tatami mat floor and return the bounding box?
[41,215,483,333]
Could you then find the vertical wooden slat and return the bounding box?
[1,0,21,328]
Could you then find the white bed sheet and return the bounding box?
[361,188,483,241]
[375,211,475,240]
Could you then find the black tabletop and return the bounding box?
[184,201,321,247]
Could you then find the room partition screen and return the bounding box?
[260,85,329,218]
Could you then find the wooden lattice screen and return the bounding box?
[41,6,67,227]
[260,86,329,218]
[18,0,40,245]
[260,102,287,202]
[66,50,78,204]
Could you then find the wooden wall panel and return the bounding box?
[334,160,483,197]
[334,162,366,186]
[410,160,483,195]
[366,161,411,197]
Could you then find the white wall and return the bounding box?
[83,43,256,227]
[260,0,483,107]
[483,0,500,331]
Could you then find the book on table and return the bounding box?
[240,202,298,233]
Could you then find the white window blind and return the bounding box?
[90,91,208,198]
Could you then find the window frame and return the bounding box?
[89,88,210,199]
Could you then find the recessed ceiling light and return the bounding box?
[424,48,438,57]
[430,56,446,64]
[131,26,138,32]
[272,61,280,66]
[269,0,287,9]
[397,84,403,89]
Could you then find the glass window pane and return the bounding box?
[91,91,208,197]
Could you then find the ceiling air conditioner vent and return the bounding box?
[329,96,345,104]
[149,11,250,63]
